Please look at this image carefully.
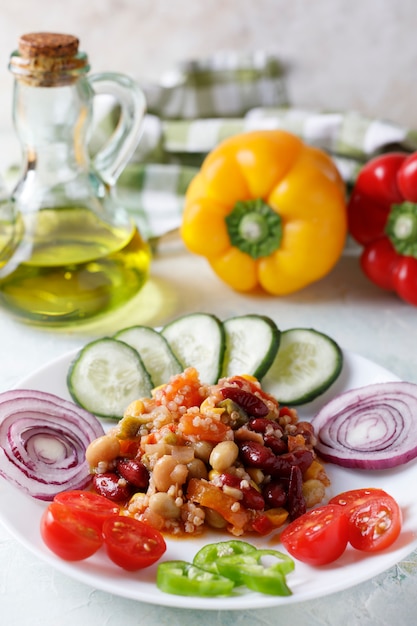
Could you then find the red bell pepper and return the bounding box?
[348,151,417,305]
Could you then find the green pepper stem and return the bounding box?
[386,201,417,257]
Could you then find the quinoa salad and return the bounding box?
[85,367,330,537]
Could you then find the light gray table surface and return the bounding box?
[1,234,417,625]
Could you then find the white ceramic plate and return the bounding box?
[0,349,416,611]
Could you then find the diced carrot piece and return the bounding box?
[154,367,204,410]
[179,413,232,442]
[187,478,250,529]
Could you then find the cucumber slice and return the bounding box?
[261,328,343,405]
[67,337,153,420]
[222,314,281,379]
[161,313,225,384]
[115,325,182,387]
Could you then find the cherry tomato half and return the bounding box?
[329,488,389,510]
[54,490,120,532]
[280,504,349,566]
[102,515,167,571]
[345,494,401,552]
[330,488,402,552]
[40,502,103,561]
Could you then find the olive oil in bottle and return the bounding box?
[0,207,151,324]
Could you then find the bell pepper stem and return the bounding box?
[225,198,282,259]
[386,201,417,257]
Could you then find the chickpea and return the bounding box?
[148,492,181,519]
[170,463,189,485]
[85,434,120,468]
[191,441,214,463]
[209,440,239,472]
[187,458,208,480]
[153,454,188,491]
[302,479,326,509]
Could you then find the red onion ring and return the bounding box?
[312,381,417,470]
[0,389,105,500]
[311,381,417,470]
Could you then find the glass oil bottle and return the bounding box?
[0,33,151,325]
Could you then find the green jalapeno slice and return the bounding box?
[156,560,235,597]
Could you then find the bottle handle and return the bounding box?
[88,72,146,186]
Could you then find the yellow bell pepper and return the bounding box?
[180,130,347,295]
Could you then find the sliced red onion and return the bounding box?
[0,389,105,500]
[311,381,417,470]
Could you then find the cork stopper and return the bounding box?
[18,33,79,59]
[10,32,89,86]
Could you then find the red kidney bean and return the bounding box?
[268,449,314,477]
[116,458,149,489]
[93,472,131,502]
[220,387,269,417]
[218,472,239,489]
[293,420,317,446]
[269,455,296,477]
[248,417,282,433]
[242,489,265,511]
[239,441,314,478]
[238,440,277,472]
[290,449,314,473]
[218,472,265,510]
[263,434,287,455]
[287,465,306,520]
[262,481,287,508]
[248,417,287,454]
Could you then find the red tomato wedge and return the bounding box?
[102,516,167,571]
[280,504,349,566]
[54,490,120,532]
[40,501,103,561]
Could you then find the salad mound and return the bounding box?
[86,367,330,537]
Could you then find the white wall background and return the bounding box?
[0,0,416,134]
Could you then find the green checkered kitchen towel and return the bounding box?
[71,52,417,242]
